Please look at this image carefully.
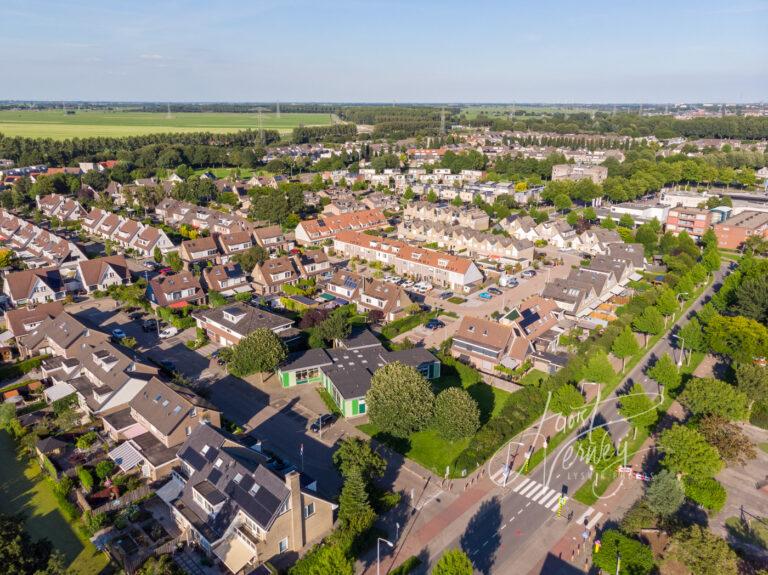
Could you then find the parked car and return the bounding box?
[521,270,537,278]
[439,291,454,300]
[143,260,158,269]
[110,328,126,341]
[488,287,503,296]
[158,267,174,275]
[128,310,145,320]
[479,292,492,300]
[159,326,179,339]
[425,319,445,330]
[310,414,337,433]
[141,319,159,332]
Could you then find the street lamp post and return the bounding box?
[676,292,688,309]
[377,538,394,575]
[672,334,685,367]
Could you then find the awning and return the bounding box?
[44,382,77,403]
[214,536,255,574]
[156,476,184,503]
[168,301,189,309]
[629,272,642,281]
[108,441,144,472]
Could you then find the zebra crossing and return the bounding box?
[510,477,566,512]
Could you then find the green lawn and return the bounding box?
[0,432,109,574]
[519,369,548,387]
[358,355,511,476]
[0,109,335,139]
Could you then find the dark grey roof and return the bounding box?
[131,432,179,467]
[194,303,293,336]
[102,408,137,431]
[386,347,439,367]
[282,348,333,371]
[337,326,382,349]
[323,366,374,400]
[176,425,290,539]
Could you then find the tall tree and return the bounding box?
[582,350,615,384]
[658,424,723,477]
[591,529,655,575]
[647,354,682,392]
[706,315,768,363]
[632,306,664,346]
[698,414,756,465]
[367,362,435,438]
[734,363,768,403]
[432,388,481,441]
[645,470,684,518]
[337,470,376,535]
[733,276,768,324]
[619,384,658,432]
[679,378,749,421]
[669,526,738,575]
[432,549,474,575]
[332,437,385,484]
[678,317,705,353]
[227,328,287,383]
[655,287,678,325]
[612,325,640,370]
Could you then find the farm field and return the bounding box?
[0,110,337,139]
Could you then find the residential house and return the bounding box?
[3,267,65,307]
[75,255,131,293]
[165,424,335,573]
[451,316,514,374]
[294,252,332,280]
[278,328,440,418]
[607,243,647,270]
[216,231,254,263]
[294,209,388,246]
[130,225,175,259]
[534,220,576,248]
[499,215,540,242]
[193,303,296,347]
[251,256,300,296]
[570,228,623,255]
[105,377,221,480]
[252,226,294,255]
[326,271,412,322]
[5,301,65,341]
[403,202,490,231]
[147,272,205,309]
[112,218,143,251]
[542,278,599,316]
[202,264,251,297]
[180,236,221,269]
[333,231,484,293]
[36,194,87,221]
[35,314,158,415]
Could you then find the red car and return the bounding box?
[289,248,301,255]
[159,267,174,275]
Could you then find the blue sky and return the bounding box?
[2,0,766,103]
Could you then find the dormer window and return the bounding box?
[215,458,223,468]
[201,445,210,455]
[233,473,243,484]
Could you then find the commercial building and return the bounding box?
[714,210,768,249]
[665,207,714,240]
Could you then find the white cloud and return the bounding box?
[140,53,163,60]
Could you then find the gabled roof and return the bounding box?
[130,377,218,438]
[77,255,130,287]
[453,316,512,352]
[4,267,63,301]
[5,301,65,337]
[194,302,293,337]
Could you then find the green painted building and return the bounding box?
[277,328,441,418]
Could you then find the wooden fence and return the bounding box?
[92,484,152,515]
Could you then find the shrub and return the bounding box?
[683,475,727,513]
[95,460,115,480]
[77,466,95,493]
[76,431,98,450]
[549,384,585,416]
[592,529,655,575]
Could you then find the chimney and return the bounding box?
[285,470,305,550]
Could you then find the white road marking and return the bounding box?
[536,488,557,504]
[512,478,532,493]
[526,501,532,507]
[544,492,561,509]
[517,509,523,515]
[501,524,506,530]
[555,473,562,479]
[575,508,594,525]
[586,512,604,530]
[509,517,515,523]
[518,480,539,497]
[547,495,563,511]
[526,484,547,500]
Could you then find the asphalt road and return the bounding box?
[432,263,729,574]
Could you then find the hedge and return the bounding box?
[0,355,47,382]
[389,556,422,575]
[453,387,547,471]
[683,475,727,513]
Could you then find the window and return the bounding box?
[215,458,223,468]
[303,502,315,518]
[296,368,319,382]
[186,426,192,436]
[278,537,289,554]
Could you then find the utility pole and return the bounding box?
[276,101,281,119]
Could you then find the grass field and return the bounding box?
[0,109,336,139]
[0,432,109,574]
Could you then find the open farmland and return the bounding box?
[0,109,337,139]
